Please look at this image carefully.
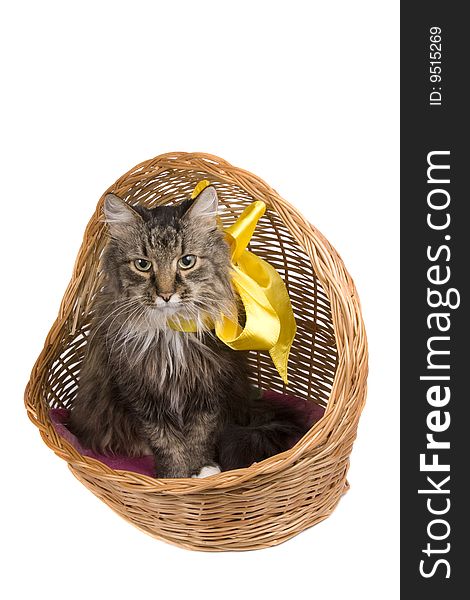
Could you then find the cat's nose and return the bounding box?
[158,292,173,303]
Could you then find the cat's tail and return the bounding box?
[217,393,314,471]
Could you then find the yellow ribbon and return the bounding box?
[173,180,297,384]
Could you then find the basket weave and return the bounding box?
[25,152,368,551]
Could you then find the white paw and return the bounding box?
[191,464,221,478]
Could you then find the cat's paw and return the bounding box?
[191,464,221,478]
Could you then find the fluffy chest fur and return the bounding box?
[109,325,226,418]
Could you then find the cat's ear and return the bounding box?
[103,193,142,233]
[185,186,218,222]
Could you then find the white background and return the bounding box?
[1,2,399,599]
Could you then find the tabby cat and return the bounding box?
[70,186,307,478]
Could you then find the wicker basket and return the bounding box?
[25,152,368,551]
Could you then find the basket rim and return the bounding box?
[24,151,368,494]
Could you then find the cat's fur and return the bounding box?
[69,187,308,478]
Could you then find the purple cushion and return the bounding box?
[50,408,156,477]
[50,390,325,477]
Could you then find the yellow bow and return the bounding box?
[173,180,297,384]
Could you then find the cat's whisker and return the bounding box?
[88,298,143,344]
[95,298,144,335]
[109,303,144,357]
[97,296,143,324]
[116,314,148,360]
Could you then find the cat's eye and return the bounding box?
[178,255,197,270]
[134,258,152,272]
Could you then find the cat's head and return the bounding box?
[101,186,236,330]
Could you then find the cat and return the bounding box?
[69,186,308,478]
